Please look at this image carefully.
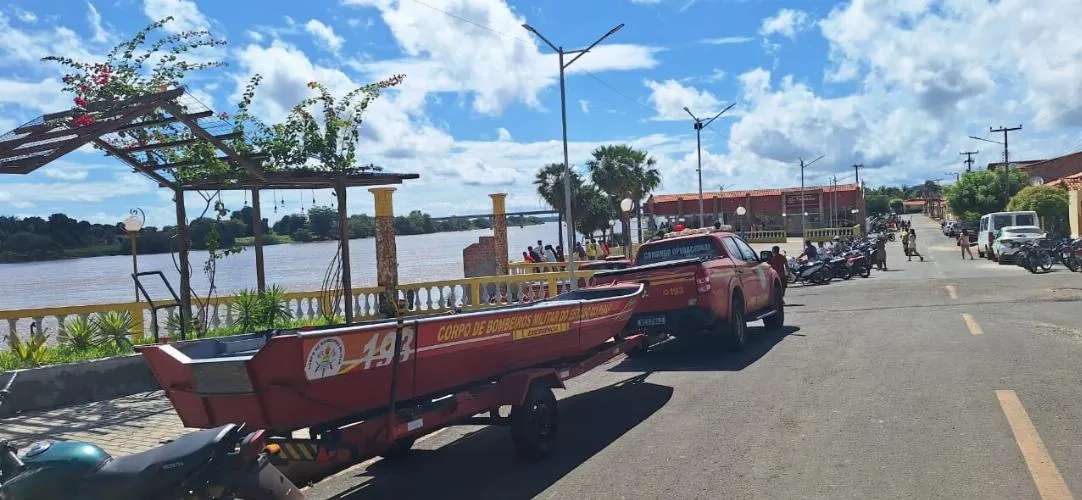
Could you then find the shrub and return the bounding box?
[7,324,49,368]
[59,316,101,351]
[95,310,134,349]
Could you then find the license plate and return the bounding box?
[637,316,666,327]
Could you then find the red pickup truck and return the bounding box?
[588,228,784,351]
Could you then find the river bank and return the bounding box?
[0,222,569,310]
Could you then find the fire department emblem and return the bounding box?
[305,336,345,380]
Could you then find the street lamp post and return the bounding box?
[798,155,825,240]
[523,22,624,291]
[736,206,747,237]
[684,104,735,228]
[620,198,634,258]
[123,208,146,301]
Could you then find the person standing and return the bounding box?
[958,229,975,260]
[875,236,887,270]
[908,228,923,261]
[586,239,599,260]
[543,245,557,262]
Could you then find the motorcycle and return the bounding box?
[1053,237,1082,272]
[1012,240,1052,274]
[828,255,852,280]
[844,247,873,278]
[0,374,303,500]
[788,256,831,285]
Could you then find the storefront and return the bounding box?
[644,183,865,235]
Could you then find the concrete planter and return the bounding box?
[0,337,221,417]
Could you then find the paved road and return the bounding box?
[306,216,1082,499]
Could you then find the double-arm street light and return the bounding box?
[684,103,735,228]
[523,22,624,290]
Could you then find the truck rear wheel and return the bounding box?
[511,383,558,461]
[763,284,784,331]
[720,296,747,352]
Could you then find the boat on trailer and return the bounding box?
[139,284,645,475]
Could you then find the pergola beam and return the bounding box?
[149,153,268,171]
[92,137,175,188]
[115,110,214,133]
[159,101,265,181]
[115,132,243,154]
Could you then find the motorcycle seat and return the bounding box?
[88,424,238,498]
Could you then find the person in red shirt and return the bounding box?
[522,251,536,263]
[768,245,788,296]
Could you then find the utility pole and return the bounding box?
[960,151,978,172]
[990,125,1022,200]
[523,22,624,290]
[685,103,735,227]
[853,164,862,185]
[798,155,825,238]
[832,174,839,227]
[945,171,960,182]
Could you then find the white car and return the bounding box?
[992,226,1047,263]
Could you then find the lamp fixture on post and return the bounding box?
[684,103,735,227]
[620,198,634,258]
[123,208,146,302]
[736,206,747,236]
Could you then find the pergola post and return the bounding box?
[251,189,266,292]
[335,181,353,323]
[490,193,508,275]
[174,188,192,338]
[369,187,398,317]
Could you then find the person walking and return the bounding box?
[901,229,910,258]
[908,228,923,261]
[875,236,888,270]
[959,229,975,260]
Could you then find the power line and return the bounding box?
[989,125,1022,200]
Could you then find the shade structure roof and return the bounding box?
[0,87,419,190]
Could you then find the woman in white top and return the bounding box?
[907,228,923,262]
[543,245,558,262]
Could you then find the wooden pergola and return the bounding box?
[0,88,418,324]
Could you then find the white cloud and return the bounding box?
[579,99,590,114]
[644,79,724,121]
[13,7,36,23]
[41,168,90,181]
[345,0,659,114]
[246,30,264,42]
[0,173,153,208]
[700,36,754,45]
[304,19,345,53]
[497,127,512,141]
[347,18,375,29]
[142,0,210,33]
[86,2,111,44]
[0,13,96,66]
[0,77,72,113]
[760,8,811,39]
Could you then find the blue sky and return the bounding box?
[1,0,1081,227]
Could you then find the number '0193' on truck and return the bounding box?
[588,228,785,351]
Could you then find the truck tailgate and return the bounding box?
[589,259,701,314]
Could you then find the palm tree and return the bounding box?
[585,145,661,243]
[534,163,582,248]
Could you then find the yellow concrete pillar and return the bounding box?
[490,193,508,275]
[1070,189,1081,238]
[369,187,398,316]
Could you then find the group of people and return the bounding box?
[522,238,613,263]
[900,228,924,262]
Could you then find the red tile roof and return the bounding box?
[649,183,860,204]
[989,150,1082,183]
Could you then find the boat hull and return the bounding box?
[140,284,643,431]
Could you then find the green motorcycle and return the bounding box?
[0,374,302,500]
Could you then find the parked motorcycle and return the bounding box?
[0,374,303,500]
[1053,237,1082,272]
[788,257,831,285]
[844,247,873,278]
[1012,240,1052,274]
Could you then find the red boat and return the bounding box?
[140,284,644,432]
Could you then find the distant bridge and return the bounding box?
[428,209,558,222]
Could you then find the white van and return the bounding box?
[977,211,1039,258]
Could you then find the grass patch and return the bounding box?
[235,234,293,246]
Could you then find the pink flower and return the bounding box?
[73,96,87,107]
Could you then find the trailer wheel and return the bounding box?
[378,436,416,460]
[510,383,559,461]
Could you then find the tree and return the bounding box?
[347,214,374,239]
[944,169,1029,221]
[272,214,307,236]
[888,198,904,213]
[585,144,660,241]
[534,163,582,243]
[866,194,890,215]
[573,185,616,238]
[918,180,942,199]
[306,206,336,239]
[1008,185,1070,235]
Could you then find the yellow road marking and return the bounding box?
[945,285,958,299]
[996,390,1074,500]
[962,313,983,335]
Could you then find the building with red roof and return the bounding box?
[643,183,865,235]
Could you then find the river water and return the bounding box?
[0,222,579,310]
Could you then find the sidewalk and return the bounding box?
[0,391,188,456]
